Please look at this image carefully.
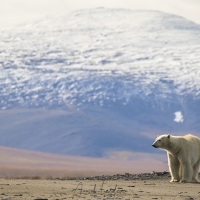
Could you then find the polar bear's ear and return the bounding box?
[167,135,170,138]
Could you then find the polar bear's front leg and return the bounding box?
[180,161,193,183]
[167,153,180,182]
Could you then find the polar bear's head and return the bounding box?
[152,134,170,149]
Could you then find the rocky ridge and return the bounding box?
[61,171,170,181]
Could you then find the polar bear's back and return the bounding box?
[183,134,200,143]
[182,134,200,159]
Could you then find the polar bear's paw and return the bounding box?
[170,179,179,183]
[192,178,199,183]
[179,179,192,183]
[179,180,187,183]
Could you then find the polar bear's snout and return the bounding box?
[152,143,158,148]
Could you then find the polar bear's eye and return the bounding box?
[158,139,161,142]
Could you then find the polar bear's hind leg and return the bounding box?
[192,160,200,182]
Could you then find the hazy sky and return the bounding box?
[1,0,200,29]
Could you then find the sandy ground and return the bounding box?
[0,178,199,200]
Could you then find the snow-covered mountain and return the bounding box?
[0,8,200,157]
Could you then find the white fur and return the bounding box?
[152,134,200,183]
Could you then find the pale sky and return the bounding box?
[1,0,200,29]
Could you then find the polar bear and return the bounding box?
[152,134,200,183]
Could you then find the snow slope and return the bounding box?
[0,8,200,157]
